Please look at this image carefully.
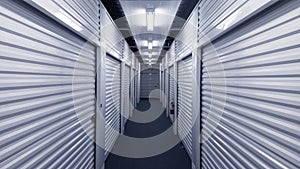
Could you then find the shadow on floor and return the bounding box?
[105,99,191,169]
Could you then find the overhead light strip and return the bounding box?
[148,41,153,50]
[146,8,155,31]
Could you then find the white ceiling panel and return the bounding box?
[120,0,181,63]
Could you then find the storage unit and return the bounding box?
[201,1,300,168]
[105,54,121,157]
[140,66,160,99]
[0,1,96,168]
[177,55,193,156]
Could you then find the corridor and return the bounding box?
[0,0,299,169]
[105,99,191,169]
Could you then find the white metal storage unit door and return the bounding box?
[140,67,160,98]
[169,65,175,104]
[105,54,121,156]
[201,1,300,169]
[177,55,193,156]
[124,65,131,120]
[0,1,96,168]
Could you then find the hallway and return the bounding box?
[0,0,299,168]
[105,99,191,169]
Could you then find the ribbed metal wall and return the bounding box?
[197,0,276,46]
[175,6,198,59]
[0,0,96,168]
[177,55,193,156]
[25,0,100,44]
[201,1,300,169]
[105,54,121,157]
[100,3,124,58]
[167,43,176,65]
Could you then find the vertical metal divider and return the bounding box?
[130,55,134,117]
[174,60,178,135]
[120,40,125,135]
[198,5,202,169]
[95,2,104,168]
[191,47,202,169]
[162,68,165,107]
[120,62,125,134]
[95,46,107,169]
[138,63,141,103]
[199,47,203,169]
[166,66,170,117]
[160,64,162,103]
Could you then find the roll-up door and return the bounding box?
[169,65,175,104]
[177,55,193,156]
[201,1,300,169]
[124,65,131,120]
[0,1,96,168]
[140,67,159,98]
[105,54,121,157]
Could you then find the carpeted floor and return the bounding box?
[105,99,191,169]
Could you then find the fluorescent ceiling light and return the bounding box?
[146,9,154,31]
[148,41,153,50]
[141,40,148,47]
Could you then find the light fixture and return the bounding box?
[146,8,155,31]
[148,41,153,50]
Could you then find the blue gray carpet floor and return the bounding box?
[105,99,191,169]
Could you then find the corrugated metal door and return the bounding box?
[201,1,300,168]
[124,65,130,120]
[177,55,193,156]
[105,54,121,157]
[0,1,96,168]
[140,67,159,98]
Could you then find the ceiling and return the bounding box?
[101,0,199,64]
[119,0,181,64]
